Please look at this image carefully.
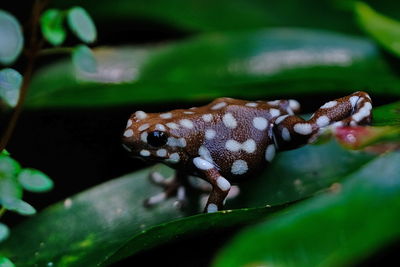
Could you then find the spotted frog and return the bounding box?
[122,91,372,212]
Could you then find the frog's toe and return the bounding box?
[148,171,174,187]
[144,192,167,207]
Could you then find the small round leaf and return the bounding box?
[1,198,36,216]
[18,168,53,193]
[0,257,15,267]
[0,223,10,242]
[40,9,66,46]
[67,7,97,44]
[72,45,97,73]
[0,68,22,107]
[0,10,23,65]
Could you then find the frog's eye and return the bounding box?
[147,131,168,147]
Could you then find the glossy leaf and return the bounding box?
[0,223,9,243]
[67,7,97,44]
[40,9,66,46]
[214,152,400,267]
[72,45,97,73]
[17,168,53,193]
[0,10,23,65]
[0,165,185,266]
[355,2,400,57]
[0,140,376,266]
[26,29,400,109]
[0,68,22,107]
[0,257,14,267]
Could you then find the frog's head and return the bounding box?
[122,110,193,165]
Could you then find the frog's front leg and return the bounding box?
[192,157,231,213]
[144,170,188,208]
[274,91,372,150]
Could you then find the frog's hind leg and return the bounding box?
[273,91,372,150]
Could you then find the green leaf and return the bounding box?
[355,2,400,57]
[1,198,36,216]
[52,0,362,33]
[26,29,400,109]
[17,168,53,193]
[0,68,22,107]
[214,152,400,267]
[40,9,66,46]
[0,141,376,266]
[0,223,9,243]
[72,45,97,73]
[0,257,14,267]
[67,7,97,44]
[0,155,22,203]
[373,101,400,126]
[0,165,185,266]
[0,10,23,65]
[0,223,10,244]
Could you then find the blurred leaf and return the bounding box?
[0,10,23,65]
[52,0,360,33]
[72,45,97,73]
[334,126,400,150]
[26,29,400,109]
[373,100,400,126]
[0,223,9,243]
[17,168,53,193]
[1,198,36,216]
[67,7,97,44]
[0,257,14,267]
[0,140,376,266]
[0,155,22,203]
[214,152,400,267]
[0,68,22,107]
[40,9,66,46]
[355,2,400,57]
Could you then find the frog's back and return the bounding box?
[182,97,288,180]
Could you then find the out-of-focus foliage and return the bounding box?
[0,10,23,65]
[26,29,400,109]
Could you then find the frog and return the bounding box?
[122,91,372,213]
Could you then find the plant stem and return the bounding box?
[0,207,6,219]
[0,0,50,151]
[38,46,74,56]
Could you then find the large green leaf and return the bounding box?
[0,165,184,266]
[355,2,400,57]
[214,152,400,267]
[0,140,375,266]
[51,0,400,34]
[373,101,400,126]
[26,29,400,109]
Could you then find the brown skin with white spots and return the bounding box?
[122,91,372,213]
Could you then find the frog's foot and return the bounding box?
[144,171,188,209]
